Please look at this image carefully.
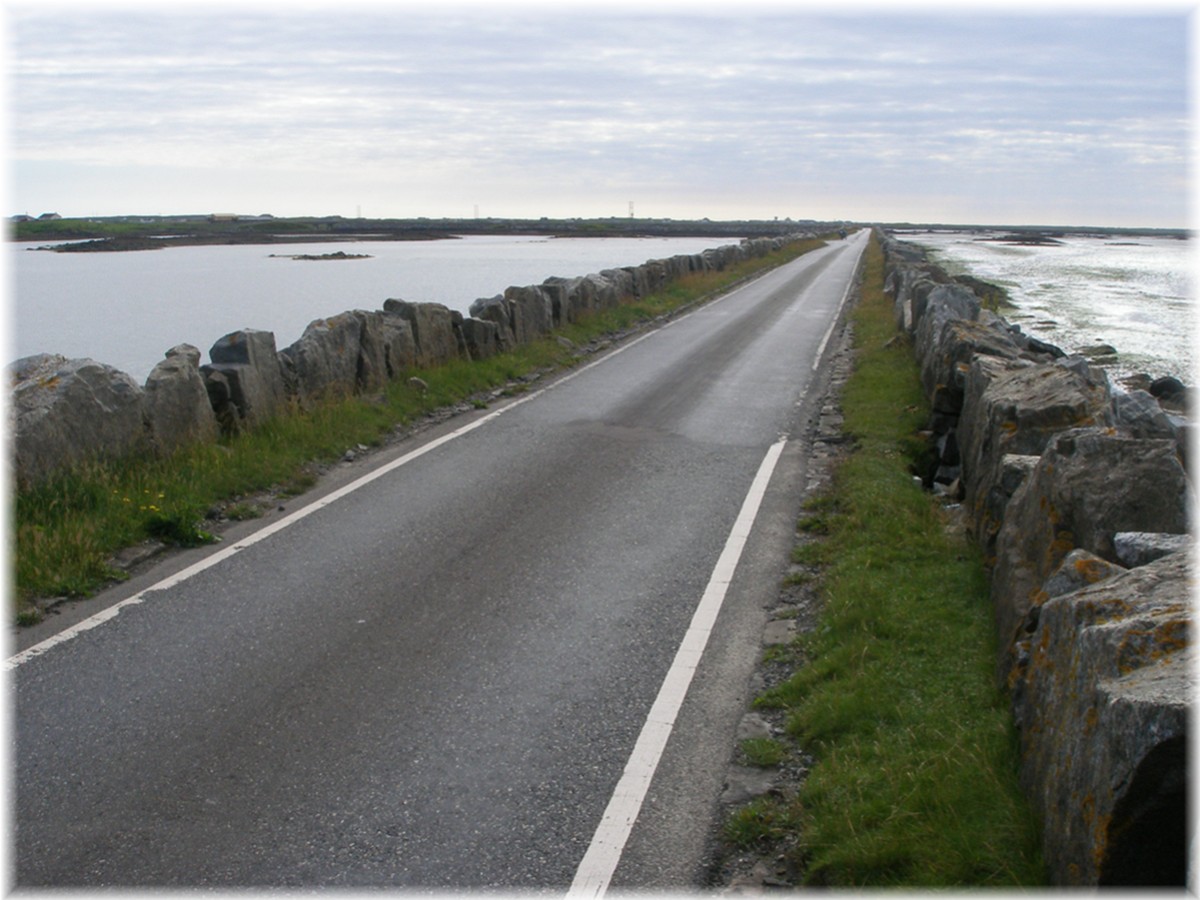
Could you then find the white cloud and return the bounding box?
[6,5,1190,225]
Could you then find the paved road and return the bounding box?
[13,230,868,889]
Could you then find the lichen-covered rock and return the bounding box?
[959,358,1114,553]
[12,353,146,484]
[202,329,287,428]
[143,344,218,451]
[1040,548,1125,600]
[990,427,1189,681]
[1012,552,1191,886]
[918,316,1026,412]
[913,283,980,349]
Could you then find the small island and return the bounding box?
[268,251,372,261]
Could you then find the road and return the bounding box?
[13,229,868,889]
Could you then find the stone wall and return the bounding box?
[11,234,806,486]
[878,228,1192,887]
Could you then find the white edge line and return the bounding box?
[6,327,664,672]
[811,232,866,371]
[567,437,788,899]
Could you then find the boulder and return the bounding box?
[1113,532,1191,568]
[382,299,464,367]
[619,265,650,301]
[639,259,669,294]
[279,310,389,402]
[202,329,287,428]
[143,344,218,451]
[990,427,1189,682]
[895,270,943,334]
[958,358,1114,553]
[702,245,737,272]
[1040,548,1125,601]
[203,368,239,434]
[1149,375,1187,408]
[913,283,979,360]
[542,276,589,322]
[1011,552,1190,886]
[917,315,1025,411]
[1111,388,1180,443]
[460,316,502,360]
[502,284,554,344]
[467,295,518,351]
[378,311,419,376]
[879,237,927,265]
[537,281,569,326]
[584,273,621,312]
[12,353,146,484]
[598,268,636,306]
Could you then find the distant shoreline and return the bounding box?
[10,214,805,253]
[12,215,1186,253]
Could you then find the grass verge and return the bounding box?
[727,233,1044,886]
[14,237,829,622]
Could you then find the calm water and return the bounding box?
[9,234,734,381]
[907,231,1193,385]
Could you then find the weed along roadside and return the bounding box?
[13,235,830,625]
[709,231,1046,888]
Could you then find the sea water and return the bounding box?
[907,231,1193,386]
[8,234,735,382]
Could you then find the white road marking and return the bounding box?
[568,437,788,898]
[812,232,866,371]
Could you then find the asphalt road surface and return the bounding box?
[13,229,869,890]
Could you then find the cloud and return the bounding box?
[7,4,1190,225]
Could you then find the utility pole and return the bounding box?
[628,201,635,219]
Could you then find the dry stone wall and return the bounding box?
[878,228,1192,888]
[11,234,805,486]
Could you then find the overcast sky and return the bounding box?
[5,2,1192,228]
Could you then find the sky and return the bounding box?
[3,1,1193,228]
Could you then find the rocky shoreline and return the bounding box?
[878,228,1190,887]
[709,229,1191,890]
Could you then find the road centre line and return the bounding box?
[568,437,788,898]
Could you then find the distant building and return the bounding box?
[37,212,62,220]
[209,213,239,222]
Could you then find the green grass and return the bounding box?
[13,237,828,621]
[740,737,787,768]
[745,234,1044,887]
